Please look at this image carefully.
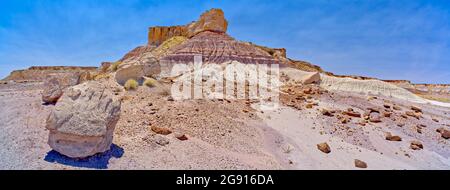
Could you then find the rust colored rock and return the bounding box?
[393,105,402,111]
[405,111,421,119]
[410,140,423,150]
[411,106,422,113]
[437,128,450,139]
[148,26,187,47]
[151,125,172,135]
[317,142,331,154]
[321,109,334,117]
[343,111,361,118]
[385,132,402,141]
[175,133,189,141]
[354,159,368,168]
[186,8,228,37]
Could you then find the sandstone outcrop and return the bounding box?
[45,81,121,158]
[148,26,187,47]
[147,8,227,46]
[186,8,228,37]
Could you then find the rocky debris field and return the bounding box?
[0,78,449,169]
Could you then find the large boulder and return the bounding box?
[115,57,161,85]
[187,8,228,37]
[45,81,121,158]
[42,73,80,104]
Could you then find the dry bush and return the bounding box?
[110,61,122,71]
[144,78,158,87]
[124,79,139,91]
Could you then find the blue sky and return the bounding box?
[1,0,449,84]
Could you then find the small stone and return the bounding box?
[321,109,334,117]
[411,106,422,113]
[437,128,450,139]
[410,140,423,150]
[432,118,439,123]
[367,96,377,101]
[154,135,170,146]
[317,142,331,154]
[343,111,361,118]
[405,111,421,119]
[385,132,402,141]
[175,133,189,141]
[151,125,172,135]
[369,112,382,123]
[354,159,368,168]
[367,107,380,113]
[393,105,402,111]
[383,112,392,118]
[383,104,391,109]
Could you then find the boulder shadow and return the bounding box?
[44,144,124,169]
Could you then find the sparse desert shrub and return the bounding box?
[110,61,122,71]
[144,78,157,87]
[93,73,110,80]
[124,79,138,91]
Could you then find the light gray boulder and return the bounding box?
[45,81,121,158]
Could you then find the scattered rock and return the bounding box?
[405,111,421,119]
[175,133,189,141]
[397,123,405,127]
[383,104,391,109]
[410,141,423,150]
[340,117,350,124]
[321,109,334,117]
[151,125,172,135]
[367,96,377,101]
[354,159,368,168]
[385,132,402,141]
[369,112,382,123]
[343,110,361,118]
[45,81,121,158]
[154,135,170,146]
[411,106,422,113]
[437,128,450,139]
[432,118,439,123]
[393,105,402,111]
[317,142,331,154]
[367,107,380,113]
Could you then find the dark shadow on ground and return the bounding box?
[44,144,124,169]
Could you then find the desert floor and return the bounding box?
[0,81,449,169]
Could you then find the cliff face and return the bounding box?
[147,9,228,46]
[4,66,97,82]
[148,26,187,47]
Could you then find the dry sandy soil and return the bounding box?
[0,79,449,170]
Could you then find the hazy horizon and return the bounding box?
[1,0,449,84]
